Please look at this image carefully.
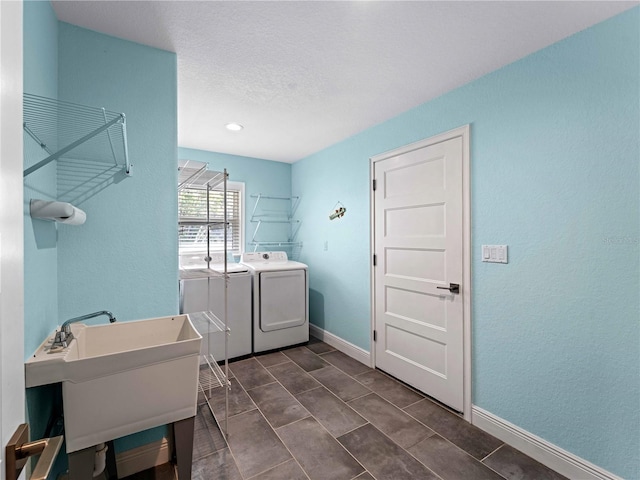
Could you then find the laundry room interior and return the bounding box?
[2,1,638,480]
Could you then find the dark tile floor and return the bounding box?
[124,337,567,480]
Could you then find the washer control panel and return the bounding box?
[241,251,288,264]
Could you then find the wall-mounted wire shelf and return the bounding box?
[23,93,130,178]
[249,194,299,200]
[251,218,300,223]
[178,160,225,191]
[250,219,301,244]
[249,194,300,217]
[250,241,302,249]
[249,194,301,257]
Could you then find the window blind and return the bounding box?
[178,187,242,254]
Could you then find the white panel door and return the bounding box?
[374,134,464,411]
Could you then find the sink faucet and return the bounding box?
[52,311,117,348]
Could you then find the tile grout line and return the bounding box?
[292,384,323,396]
[342,390,374,403]
[397,394,428,410]
[346,392,437,450]
[292,383,373,437]
[359,367,428,398]
[304,344,438,456]
[350,469,377,480]
[398,404,511,479]
[245,458,310,480]
[242,379,278,392]
[409,425,510,480]
[207,377,258,422]
[308,360,378,400]
[241,366,317,480]
[285,414,369,478]
[265,362,325,396]
[205,379,256,480]
[481,443,505,462]
[338,421,373,439]
[338,422,446,480]
[218,344,426,480]
[254,352,292,368]
[204,363,291,480]
[266,367,370,479]
[296,350,385,419]
[240,346,420,467]
[479,445,511,480]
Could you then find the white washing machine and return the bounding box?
[240,251,309,353]
[179,253,252,360]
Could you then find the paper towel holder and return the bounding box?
[30,199,86,225]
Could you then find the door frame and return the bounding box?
[369,125,472,420]
[1,0,26,473]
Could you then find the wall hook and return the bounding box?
[329,201,346,220]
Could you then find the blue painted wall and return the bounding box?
[23,0,59,360]
[23,2,61,470]
[292,8,639,478]
[57,23,178,323]
[23,10,178,464]
[55,22,178,454]
[178,148,293,255]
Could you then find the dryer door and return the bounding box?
[259,269,306,332]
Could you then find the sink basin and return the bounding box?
[25,314,202,452]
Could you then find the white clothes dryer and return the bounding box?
[240,251,309,353]
[179,253,252,360]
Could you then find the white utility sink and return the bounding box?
[25,314,202,453]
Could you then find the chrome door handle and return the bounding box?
[437,283,460,294]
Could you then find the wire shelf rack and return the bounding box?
[178,160,225,191]
[190,310,231,438]
[23,93,130,178]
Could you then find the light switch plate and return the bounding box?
[482,245,508,263]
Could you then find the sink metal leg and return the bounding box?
[173,416,195,480]
[68,446,96,480]
[106,440,118,479]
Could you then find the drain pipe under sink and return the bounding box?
[93,443,108,477]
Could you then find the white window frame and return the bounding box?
[178,180,245,261]
[225,180,245,255]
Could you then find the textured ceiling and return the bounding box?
[51,1,637,163]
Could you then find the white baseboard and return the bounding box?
[472,406,622,480]
[309,324,372,367]
[115,438,171,478]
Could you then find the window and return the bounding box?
[178,181,244,264]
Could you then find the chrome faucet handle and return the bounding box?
[52,329,74,349]
[52,330,67,348]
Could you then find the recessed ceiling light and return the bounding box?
[225,123,244,132]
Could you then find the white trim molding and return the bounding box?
[115,438,172,478]
[309,324,371,367]
[472,406,623,480]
